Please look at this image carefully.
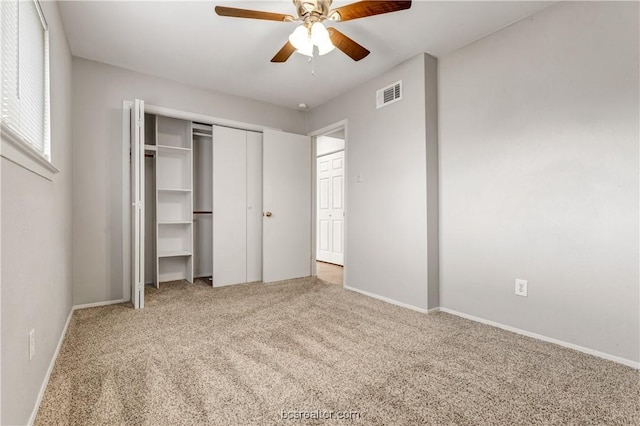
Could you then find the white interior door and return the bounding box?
[131,99,145,309]
[263,129,312,282]
[316,150,344,265]
[246,131,263,283]
[213,125,247,286]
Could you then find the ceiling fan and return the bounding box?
[214,1,412,63]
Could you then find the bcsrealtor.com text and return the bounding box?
[281,410,362,421]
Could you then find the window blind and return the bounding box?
[1,0,50,159]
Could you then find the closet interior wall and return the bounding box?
[193,123,213,280]
[144,113,156,285]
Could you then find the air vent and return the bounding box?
[376,80,402,109]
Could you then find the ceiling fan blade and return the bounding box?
[271,41,296,63]
[214,6,294,22]
[329,1,412,22]
[327,28,370,61]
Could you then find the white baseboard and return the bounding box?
[342,286,638,369]
[73,298,125,310]
[28,308,73,426]
[439,307,640,370]
[344,285,439,314]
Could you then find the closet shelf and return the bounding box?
[193,131,213,138]
[157,188,192,193]
[158,250,192,258]
[157,144,191,152]
[192,123,212,132]
[158,221,192,225]
[144,144,157,152]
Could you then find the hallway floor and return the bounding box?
[316,261,343,285]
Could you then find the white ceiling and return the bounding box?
[58,1,554,110]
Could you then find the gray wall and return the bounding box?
[307,53,439,311]
[72,58,306,305]
[439,1,639,363]
[1,2,74,424]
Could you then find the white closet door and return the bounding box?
[213,126,247,286]
[246,131,263,282]
[263,129,312,283]
[130,99,145,309]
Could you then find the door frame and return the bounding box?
[121,101,283,304]
[308,120,348,287]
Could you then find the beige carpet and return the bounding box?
[36,278,639,425]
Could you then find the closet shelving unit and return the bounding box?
[154,116,194,286]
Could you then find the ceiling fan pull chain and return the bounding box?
[309,55,315,76]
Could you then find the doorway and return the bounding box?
[314,127,345,286]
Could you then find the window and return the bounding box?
[1,0,57,179]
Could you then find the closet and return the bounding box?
[131,99,312,309]
[143,114,262,288]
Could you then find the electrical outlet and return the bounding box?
[515,279,528,297]
[29,329,35,360]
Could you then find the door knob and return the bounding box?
[265,211,273,217]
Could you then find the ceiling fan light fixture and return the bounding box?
[289,25,313,57]
[289,25,313,56]
[310,22,328,44]
[310,22,334,55]
[317,39,335,55]
[289,25,310,49]
[296,43,314,57]
[290,23,332,58]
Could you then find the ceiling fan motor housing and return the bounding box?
[295,0,333,23]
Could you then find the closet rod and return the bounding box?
[193,211,212,214]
